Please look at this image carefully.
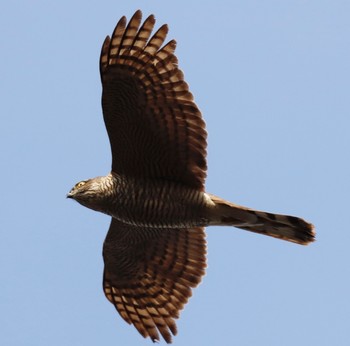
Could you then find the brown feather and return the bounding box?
[103,218,206,343]
[100,10,207,190]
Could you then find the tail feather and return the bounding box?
[208,194,315,245]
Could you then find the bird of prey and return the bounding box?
[67,10,315,344]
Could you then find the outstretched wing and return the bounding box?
[103,218,207,343]
[100,10,207,190]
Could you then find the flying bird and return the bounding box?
[67,10,315,343]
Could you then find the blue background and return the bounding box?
[1,1,349,345]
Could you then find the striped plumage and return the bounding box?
[100,10,207,190]
[67,10,315,344]
[103,220,206,343]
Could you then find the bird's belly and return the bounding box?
[106,179,211,228]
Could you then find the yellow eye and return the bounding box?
[76,181,86,188]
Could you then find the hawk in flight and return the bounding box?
[67,10,315,343]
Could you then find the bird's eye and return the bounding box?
[76,181,86,188]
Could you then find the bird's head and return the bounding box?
[67,179,90,199]
[67,177,109,211]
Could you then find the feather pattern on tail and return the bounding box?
[208,194,315,245]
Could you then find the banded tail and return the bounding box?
[208,194,315,245]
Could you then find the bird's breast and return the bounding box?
[105,175,210,228]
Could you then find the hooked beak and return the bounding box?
[66,192,73,199]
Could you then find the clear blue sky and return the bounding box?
[1,1,349,345]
